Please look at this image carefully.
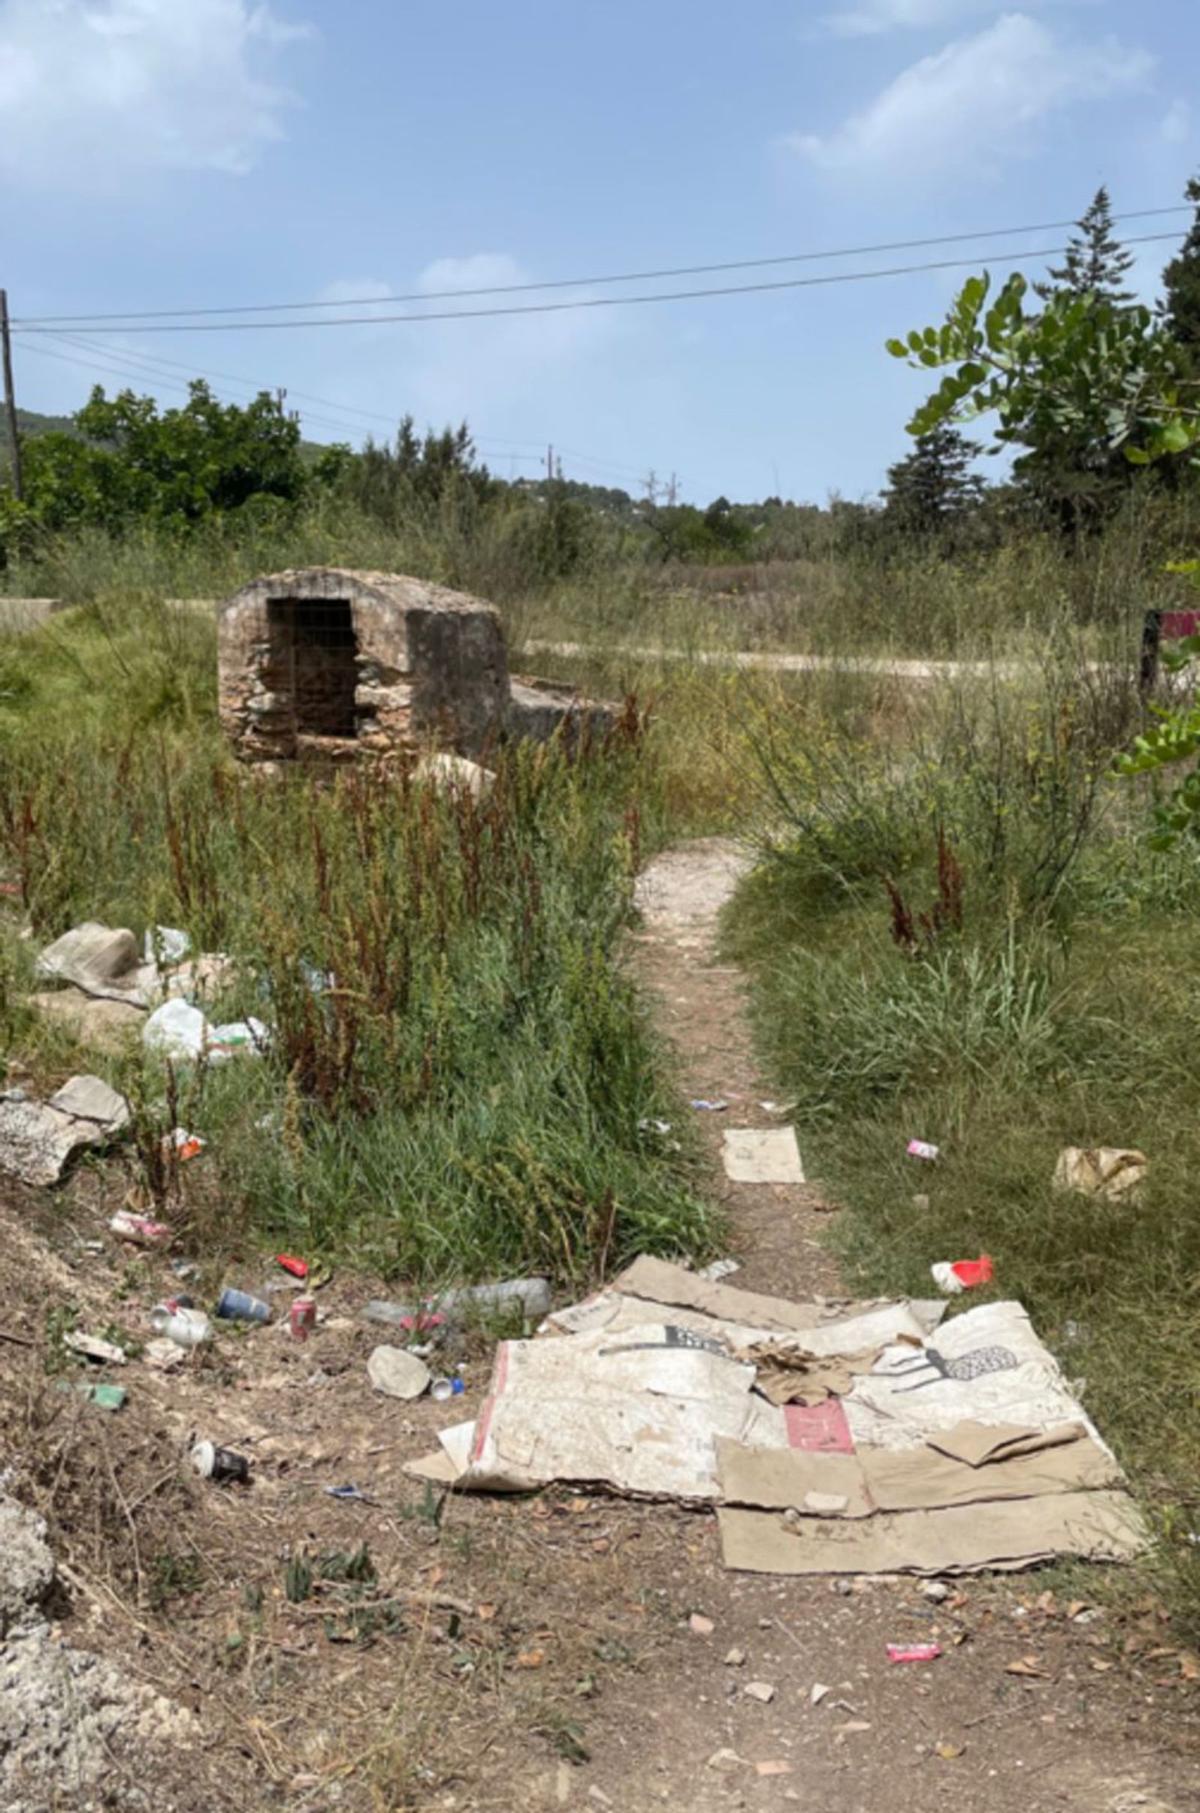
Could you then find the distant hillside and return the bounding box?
[0,406,81,445]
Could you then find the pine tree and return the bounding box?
[1162,174,1200,358]
[881,425,984,539]
[1037,186,1135,304]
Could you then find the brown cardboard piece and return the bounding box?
[610,1257,939,1339]
[718,1490,1146,1576]
[717,1420,1120,1519]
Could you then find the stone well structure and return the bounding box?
[217,567,610,765]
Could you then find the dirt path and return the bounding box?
[1,841,1196,1812]
[571,837,1198,1813]
[522,638,1029,683]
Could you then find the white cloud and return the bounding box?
[0,0,311,189]
[789,13,1154,178]
[821,0,1093,36]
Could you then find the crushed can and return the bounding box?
[289,1298,317,1342]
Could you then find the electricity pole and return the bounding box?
[0,290,22,501]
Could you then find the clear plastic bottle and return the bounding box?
[150,1303,212,1348]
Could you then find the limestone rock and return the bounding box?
[414,751,496,799]
[0,1074,129,1186]
[0,1497,54,1635]
[35,922,143,1000]
[28,988,145,1050]
[367,1344,431,1400]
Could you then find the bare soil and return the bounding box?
[0,837,1197,1812]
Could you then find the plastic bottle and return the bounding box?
[363,1278,551,1327]
[215,1287,272,1324]
[150,1304,212,1348]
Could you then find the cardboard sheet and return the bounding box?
[718,1490,1146,1576]
[716,1421,1120,1518]
[722,1127,805,1183]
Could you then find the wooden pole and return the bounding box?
[0,290,22,501]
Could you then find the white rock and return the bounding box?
[414,752,496,800]
[367,1345,431,1400]
[744,1680,776,1704]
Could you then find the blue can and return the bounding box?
[215,1287,272,1324]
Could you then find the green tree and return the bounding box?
[1162,174,1200,360]
[1036,186,1135,305]
[888,273,1192,538]
[14,381,310,534]
[881,425,984,538]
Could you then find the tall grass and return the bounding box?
[729,632,1200,1638]
[0,602,714,1285]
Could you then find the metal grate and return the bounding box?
[267,598,358,737]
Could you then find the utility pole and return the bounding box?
[546,443,554,485]
[0,290,22,502]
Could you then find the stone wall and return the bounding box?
[217,568,512,765]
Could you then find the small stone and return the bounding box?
[367,1345,431,1400]
[921,1581,949,1602]
[706,1748,743,1773]
[810,1682,830,1705]
[744,1680,776,1704]
[689,1613,715,1637]
[724,1647,746,1667]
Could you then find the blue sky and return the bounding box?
[1,0,1197,502]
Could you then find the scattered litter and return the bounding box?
[1054,1147,1147,1201]
[431,1375,466,1402]
[190,1441,250,1484]
[1004,1655,1049,1679]
[689,1613,715,1637]
[288,1299,317,1342]
[706,1749,743,1773]
[754,1761,791,1778]
[368,1345,431,1401]
[408,1257,1144,1580]
[0,1075,130,1187]
[743,1680,776,1703]
[143,926,190,966]
[363,1277,551,1329]
[935,1742,965,1760]
[931,1257,994,1294]
[143,1337,186,1371]
[64,1331,127,1366]
[215,1287,271,1325]
[109,1208,171,1245]
[724,1647,746,1667]
[691,1099,728,1112]
[907,1140,940,1161]
[887,1642,942,1664]
[276,1253,309,1278]
[165,1127,204,1162]
[759,1101,796,1117]
[58,1381,126,1412]
[699,1259,740,1283]
[149,1304,211,1349]
[722,1127,805,1185]
[638,1117,673,1136]
[911,1193,931,1212]
[834,1720,871,1735]
[325,1484,375,1503]
[810,1683,830,1706]
[143,999,267,1065]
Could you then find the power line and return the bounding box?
[10,206,1192,327]
[11,234,1184,337]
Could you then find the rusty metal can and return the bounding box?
[289,1297,317,1341]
